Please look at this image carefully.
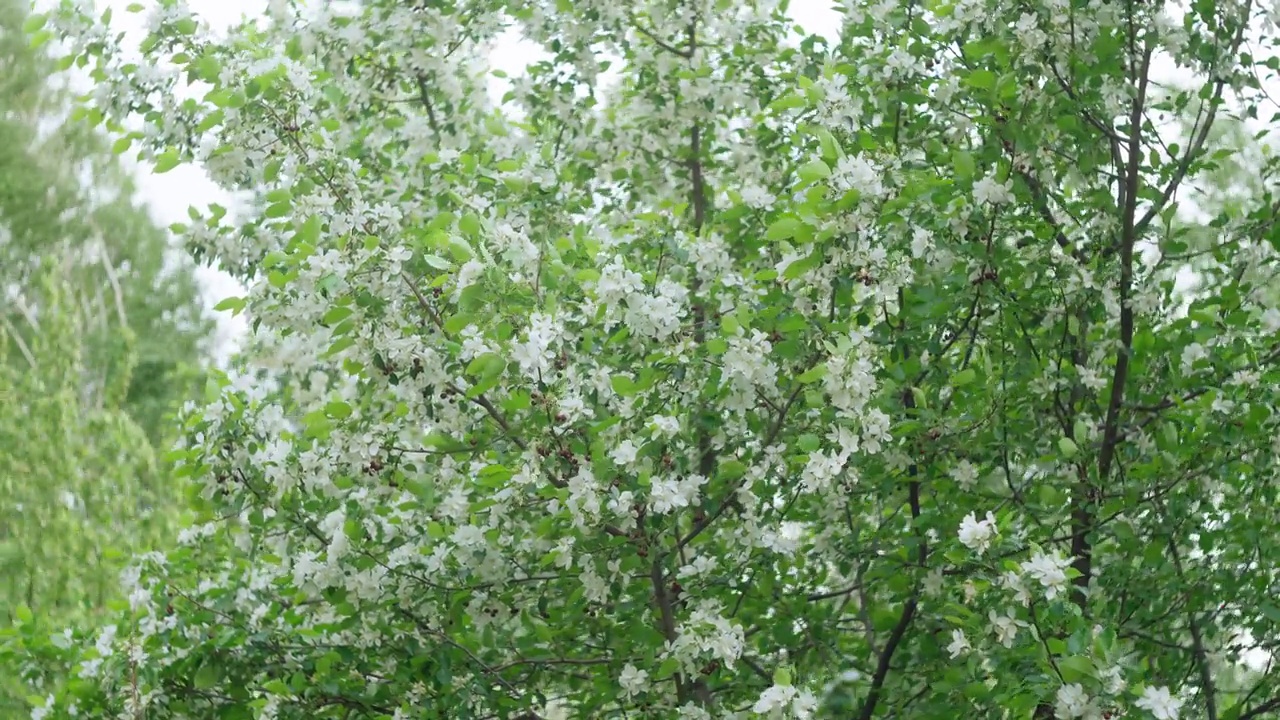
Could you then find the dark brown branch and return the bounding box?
[673,384,803,554]
[1166,538,1217,720]
[1015,168,1075,253]
[1132,8,1249,236]
[633,21,693,58]
[856,381,927,720]
[415,74,441,135]
[1131,341,1280,416]
[491,656,615,672]
[1240,697,1280,720]
[855,537,920,720]
[1087,40,1152,602]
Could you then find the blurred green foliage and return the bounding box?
[0,0,211,711]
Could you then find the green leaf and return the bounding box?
[13,604,32,624]
[797,159,832,183]
[899,387,922,412]
[325,401,353,419]
[194,663,219,690]
[769,93,807,112]
[1057,655,1095,683]
[459,212,482,238]
[611,375,639,396]
[22,14,47,34]
[1058,437,1079,457]
[423,254,453,270]
[796,364,827,383]
[766,217,802,242]
[1073,419,1088,443]
[295,215,322,244]
[783,251,823,280]
[964,69,997,90]
[718,459,747,481]
[262,680,290,695]
[323,306,353,325]
[1260,603,1280,623]
[950,368,976,386]
[952,150,975,181]
[466,353,505,380]
[213,296,246,313]
[154,150,181,174]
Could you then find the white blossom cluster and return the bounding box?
[23,0,1280,716]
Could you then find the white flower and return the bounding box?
[988,610,1022,648]
[30,695,53,720]
[832,154,885,198]
[452,259,485,298]
[1001,569,1031,606]
[1055,683,1091,718]
[451,524,486,548]
[1021,550,1073,601]
[958,511,998,555]
[1136,686,1183,720]
[679,554,716,578]
[1180,342,1208,374]
[619,664,648,697]
[511,312,559,379]
[1099,664,1127,694]
[973,173,1014,204]
[649,475,703,514]
[740,183,776,209]
[946,629,970,658]
[949,459,979,490]
[752,684,798,715]
[610,439,639,465]
[1261,306,1280,334]
[649,415,680,437]
[923,568,944,596]
[791,689,818,718]
[762,521,807,554]
[723,329,776,391]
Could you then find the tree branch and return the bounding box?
[1165,538,1218,720]
[856,381,928,719]
[1087,39,1152,601]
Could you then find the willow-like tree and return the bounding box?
[0,0,210,442]
[17,0,1280,718]
[0,0,211,711]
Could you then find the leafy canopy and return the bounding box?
[15,0,1280,718]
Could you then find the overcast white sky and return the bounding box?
[76,0,1243,364]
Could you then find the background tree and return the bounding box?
[0,259,189,714]
[0,0,212,711]
[0,0,211,443]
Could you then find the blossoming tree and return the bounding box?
[15,0,1280,717]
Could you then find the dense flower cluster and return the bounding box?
[11,0,1280,717]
